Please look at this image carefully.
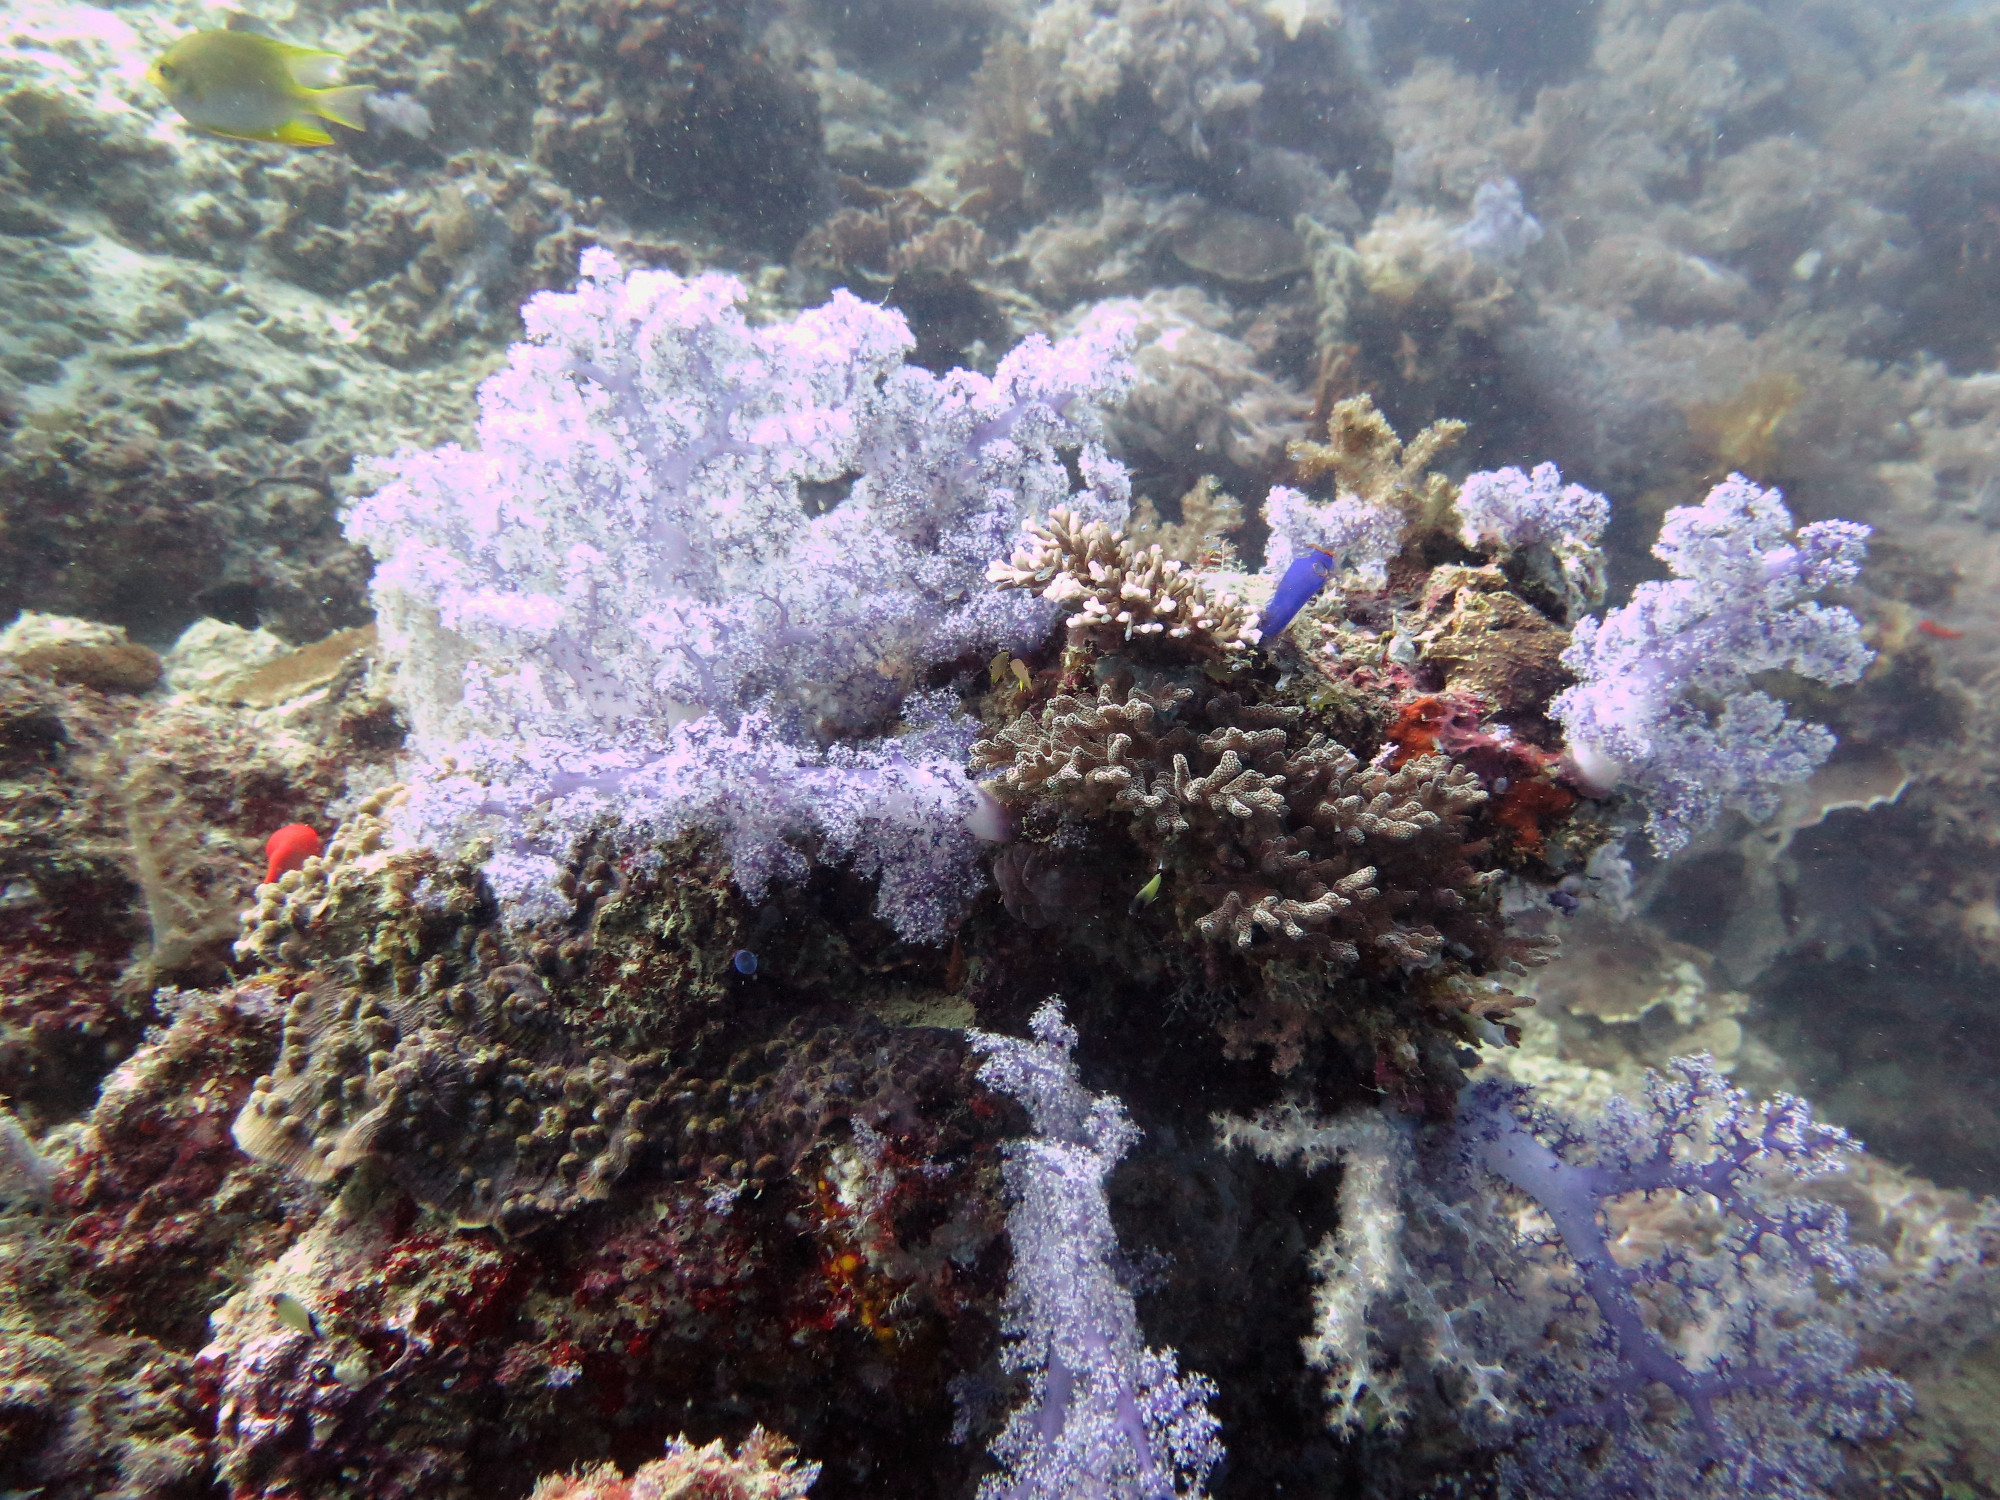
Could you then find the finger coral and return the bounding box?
[973,676,1523,978]
[528,1428,819,1500]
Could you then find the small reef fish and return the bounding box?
[147,28,370,147]
[1128,871,1163,915]
[263,823,323,883]
[272,1291,320,1338]
[1258,546,1339,641]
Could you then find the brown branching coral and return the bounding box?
[988,506,1258,661]
[973,676,1524,978]
[1288,393,1464,527]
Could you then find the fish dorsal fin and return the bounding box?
[223,10,278,34]
[273,43,347,88]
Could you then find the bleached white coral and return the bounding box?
[347,250,1135,938]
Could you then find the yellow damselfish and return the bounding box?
[147,28,369,147]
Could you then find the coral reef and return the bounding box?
[969,409,1583,1075]
[9,803,1025,1500]
[9,0,2000,1496]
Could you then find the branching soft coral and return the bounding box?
[346,249,1135,938]
[1552,474,1872,854]
[1221,1058,1912,1500]
[969,999,1223,1500]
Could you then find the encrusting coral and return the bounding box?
[231,790,977,1231]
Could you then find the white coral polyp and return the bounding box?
[348,250,1135,939]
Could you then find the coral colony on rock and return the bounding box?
[14,0,2000,1499]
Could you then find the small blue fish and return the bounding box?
[732,949,759,976]
[1259,547,1339,641]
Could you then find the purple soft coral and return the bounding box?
[969,1001,1223,1500]
[347,251,1135,938]
[1461,1060,1910,1498]
[1551,474,1872,854]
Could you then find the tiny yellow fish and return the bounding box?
[273,1291,321,1337]
[1128,871,1163,914]
[148,28,369,147]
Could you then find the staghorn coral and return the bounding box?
[1250,394,1474,628]
[988,507,1258,663]
[974,675,1522,978]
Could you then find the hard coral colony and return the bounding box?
[8,1,2000,1499]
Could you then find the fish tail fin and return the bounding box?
[309,84,371,131]
[274,115,336,146]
